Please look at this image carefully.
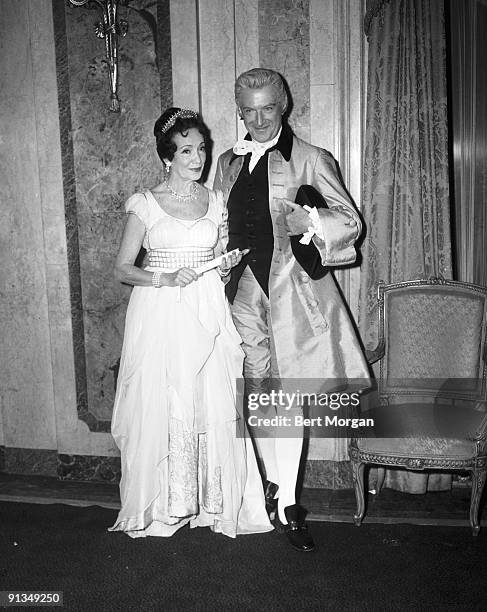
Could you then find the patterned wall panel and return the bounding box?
[52,0,172,431]
[258,0,311,142]
[0,0,58,450]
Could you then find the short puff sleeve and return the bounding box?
[125,193,151,227]
[125,192,150,250]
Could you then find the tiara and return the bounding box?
[160,109,199,134]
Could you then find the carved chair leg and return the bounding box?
[352,461,365,526]
[376,467,386,494]
[470,467,487,536]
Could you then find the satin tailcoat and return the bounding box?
[214,132,370,391]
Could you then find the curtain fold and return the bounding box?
[359,0,452,493]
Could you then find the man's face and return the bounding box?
[237,85,284,143]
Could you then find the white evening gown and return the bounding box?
[109,188,272,538]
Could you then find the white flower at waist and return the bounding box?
[299,205,325,245]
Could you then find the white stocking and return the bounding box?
[276,432,304,524]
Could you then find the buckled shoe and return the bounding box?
[274,504,315,552]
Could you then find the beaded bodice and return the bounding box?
[145,191,219,251]
[124,188,224,270]
[125,188,223,250]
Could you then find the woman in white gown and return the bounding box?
[109,108,272,538]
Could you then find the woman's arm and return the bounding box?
[114,214,198,288]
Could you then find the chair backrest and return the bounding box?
[376,278,487,404]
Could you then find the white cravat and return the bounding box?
[233,128,282,173]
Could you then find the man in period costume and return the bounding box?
[214,68,370,551]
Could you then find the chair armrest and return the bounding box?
[470,410,487,442]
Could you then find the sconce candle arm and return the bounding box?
[68,0,129,112]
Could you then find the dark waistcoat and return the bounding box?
[225,153,274,303]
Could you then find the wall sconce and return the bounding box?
[69,0,129,112]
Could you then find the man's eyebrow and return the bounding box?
[242,102,276,109]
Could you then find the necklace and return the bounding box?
[163,180,198,202]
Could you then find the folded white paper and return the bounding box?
[193,248,243,274]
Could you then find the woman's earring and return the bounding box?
[164,160,172,174]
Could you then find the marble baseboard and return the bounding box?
[3,447,58,477]
[0,447,120,483]
[1,447,351,489]
[58,453,121,483]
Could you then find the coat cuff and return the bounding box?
[313,207,360,266]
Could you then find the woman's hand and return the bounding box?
[218,248,250,276]
[164,267,200,287]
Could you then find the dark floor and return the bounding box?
[0,473,483,530]
[3,500,486,612]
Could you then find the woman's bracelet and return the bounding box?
[152,271,163,288]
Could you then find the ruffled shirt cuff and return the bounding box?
[299,206,325,245]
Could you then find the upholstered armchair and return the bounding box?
[350,278,487,535]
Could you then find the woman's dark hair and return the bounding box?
[153,107,212,164]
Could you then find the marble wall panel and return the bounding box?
[345,0,367,319]
[235,0,260,73]
[170,0,199,111]
[157,0,173,112]
[235,0,260,142]
[235,0,260,140]
[310,84,335,151]
[60,0,164,426]
[310,0,335,86]
[0,0,57,450]
[258,0,311,142]
[29,0,80,456]
[309,0,336,152]
[347,0,367,207]
[52,1,90,431]
[330,0,366,320]
[198,0,238,185]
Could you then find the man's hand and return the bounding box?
[218,248,250,275]
[280,198,359,237]
[280,199,312,236]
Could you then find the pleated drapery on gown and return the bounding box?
[109,189,272,538]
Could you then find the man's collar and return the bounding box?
[268,122,293,161]
[230,122,293,165]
